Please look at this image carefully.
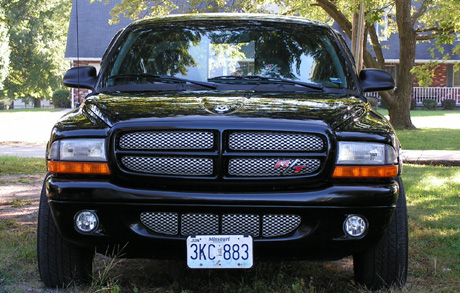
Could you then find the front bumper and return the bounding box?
[46,175,399,261]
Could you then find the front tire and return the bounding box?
[37,180,94,287]
[353,177,408,290]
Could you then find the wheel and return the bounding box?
[353,177,408,290]
[37,179,94,287]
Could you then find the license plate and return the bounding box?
[186,235,253,269]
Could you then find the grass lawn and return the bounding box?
[0,156,46,174]
[375,109,460,150]
[0,159,459,292]
[397,128,460,150]
[377,109,460,117]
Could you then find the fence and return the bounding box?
[365,87,460,106]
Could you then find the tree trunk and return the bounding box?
[389,0,416,129]
[34,98,42,108]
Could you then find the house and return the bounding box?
[65,0,460,107]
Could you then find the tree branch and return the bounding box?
[315,0,352,37]
[411,0,431,25]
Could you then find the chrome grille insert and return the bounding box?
[222,214,260,237]
[121,156,213,176]
[140,212,300,238]
[229,132,324,152]
[140,212,178,235]
[228,158,321,177]
[181,214,219,236]
[119,131,214,150]
[262,215,302,237]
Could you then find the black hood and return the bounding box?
[54,91,394,141]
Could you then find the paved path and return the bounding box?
[0,110,69,143]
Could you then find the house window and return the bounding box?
[453,67,460,86]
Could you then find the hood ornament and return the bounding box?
[214,105,231,114]
[201,97,245,115]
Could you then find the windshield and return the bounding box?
[99,20,353,91]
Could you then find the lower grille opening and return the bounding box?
[140,212,301,238]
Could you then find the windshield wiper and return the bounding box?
[208,75,323,91]
[108,74,217,89]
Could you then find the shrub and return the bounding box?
[367,97,378,109]
[441,99,456,110]
[411,98,417,110]
[422,99,437,110]
[379,98,387,109]
[52,89,71,108]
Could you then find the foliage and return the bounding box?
[0,0,72,105]
[441,99,456,110]
[94,0,460,129]
[52,89,71,108]
[0,8,9,91]
[422,98,437,110]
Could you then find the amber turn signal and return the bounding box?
[47,161,111,175]
[332,165,398,178]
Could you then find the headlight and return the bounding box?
[333,142,398,178]
[337,142,397,165]
[48,139,107,161]
[47,139,110,175]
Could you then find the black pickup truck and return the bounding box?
[38,14,408,290]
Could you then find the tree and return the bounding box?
[0,0,72,107]
[98,0,460,129]
[0,8,10,91]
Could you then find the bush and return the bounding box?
[52,89,71,108]
[422,99,437,110]
[367,97,378,109]
[379,98,387,109]
[411,98,417,110]
[441,99,456,110]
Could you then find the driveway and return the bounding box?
[0,110,70,158]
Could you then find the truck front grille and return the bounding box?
[139,212,301,238]
[115,130,326,179]
[228,158,321,177]
[229,131,324,152]
[121,156,213,176]
[119,131,214,150]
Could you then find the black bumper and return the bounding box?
[46,176,399,261]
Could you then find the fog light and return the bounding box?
[344,215,367,237]
[75,210,98,233]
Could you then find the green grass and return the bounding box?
[0,164,459,291]
[0,108,64,113]
[377,109,460,117]
[402,165,460,290]
[397,128,460,150]
[0,219,38,288]
[0,156,46,174]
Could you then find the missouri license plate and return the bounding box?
[186,235,253,269]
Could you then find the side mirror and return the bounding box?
[63,66,97,90]
[359,69,395,92]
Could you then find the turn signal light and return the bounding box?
[332,165,398,178]
[47,161,111,175]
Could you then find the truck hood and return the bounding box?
[57,92,393,137]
